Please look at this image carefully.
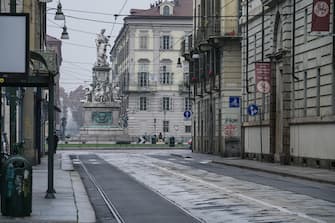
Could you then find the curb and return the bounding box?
[171,153,335,186]
[212,160,335,185]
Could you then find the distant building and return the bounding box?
[110,0,193,142]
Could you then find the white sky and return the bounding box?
[47,0,154,92]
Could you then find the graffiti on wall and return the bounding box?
[223,116,239,137]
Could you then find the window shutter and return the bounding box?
[136,97,140,111]
[160,97,163,111]
[169,36,173,49]
[170,97,173,111]
[147,97,150,111]
[170,72,174,85]
[159,36,164,49]
[159,68,163,84]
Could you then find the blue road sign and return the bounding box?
[184,110,192,119]
[247,104,259,116]
[229,96,240,108]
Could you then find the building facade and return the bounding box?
[186,0,241,155]
[0,0,61,164]
[111,0,193,142]
[240,0,335,168]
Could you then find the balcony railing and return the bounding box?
[126,82,157,92]
[178,83,189,93]
[194,17,240,45]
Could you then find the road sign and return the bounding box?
[184,110,192,119]
[229,96,240,108]
[247,104,259,116]
[255,62,271,93]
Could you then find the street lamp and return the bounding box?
[54,0,65,20]
[60,19,69,39]
[177,57,182,68]
[47,2,69,40]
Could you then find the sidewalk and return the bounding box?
[0,153,95,223]
[172,151,335,185]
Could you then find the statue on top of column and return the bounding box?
[95,29,110,66]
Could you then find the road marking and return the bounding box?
[154,165,326,223]
[199,160,211,164]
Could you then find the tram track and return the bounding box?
[77,156,125,223]
[71,154,201,223]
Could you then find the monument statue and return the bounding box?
[80,27,129,143]
[95,29,110,66]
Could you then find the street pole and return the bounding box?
[261,4,265,161]
[333,0,335,114]
[45,73,55,198]
[9,0,17,154]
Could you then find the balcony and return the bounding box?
[194,17,241,48]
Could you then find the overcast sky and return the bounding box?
[47,0,154,92]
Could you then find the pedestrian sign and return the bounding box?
[247,104,259,116]
[184,110,192,119]
[229,96,240,108]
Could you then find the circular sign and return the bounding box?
[247,104,259,116]
[184,110,192,119]
[314,1,329,17]
[256,80,271,93]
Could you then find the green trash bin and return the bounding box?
[1,155,32,217]
[169,136,175,147]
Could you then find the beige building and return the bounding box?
[185,0,241,155]
[240,0,335,168]
[111,0,193,142]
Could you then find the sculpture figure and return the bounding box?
[95,29,110,66]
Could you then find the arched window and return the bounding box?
[163,6,170,16]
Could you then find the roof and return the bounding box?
[129,0,192,17]
[46,35,61,43]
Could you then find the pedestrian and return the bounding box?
[158,132,163,142]
[54,133,59,154]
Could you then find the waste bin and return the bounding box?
[1,155,32,217]
[169,136,175,147]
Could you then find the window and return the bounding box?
[304,71,307,117]
[160,35,172,50]
[138,60,149,87]
[304,8,308,44]
[160,61,173,85]
[185,125,191,133]
[163,6,170,16]
[163,97,171,111]
[139,35,148,49]
[163,120,169,132]
[140,97,147,111]
[184,97,192,111]
[138,72,149,87]
[183,72,189,85]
